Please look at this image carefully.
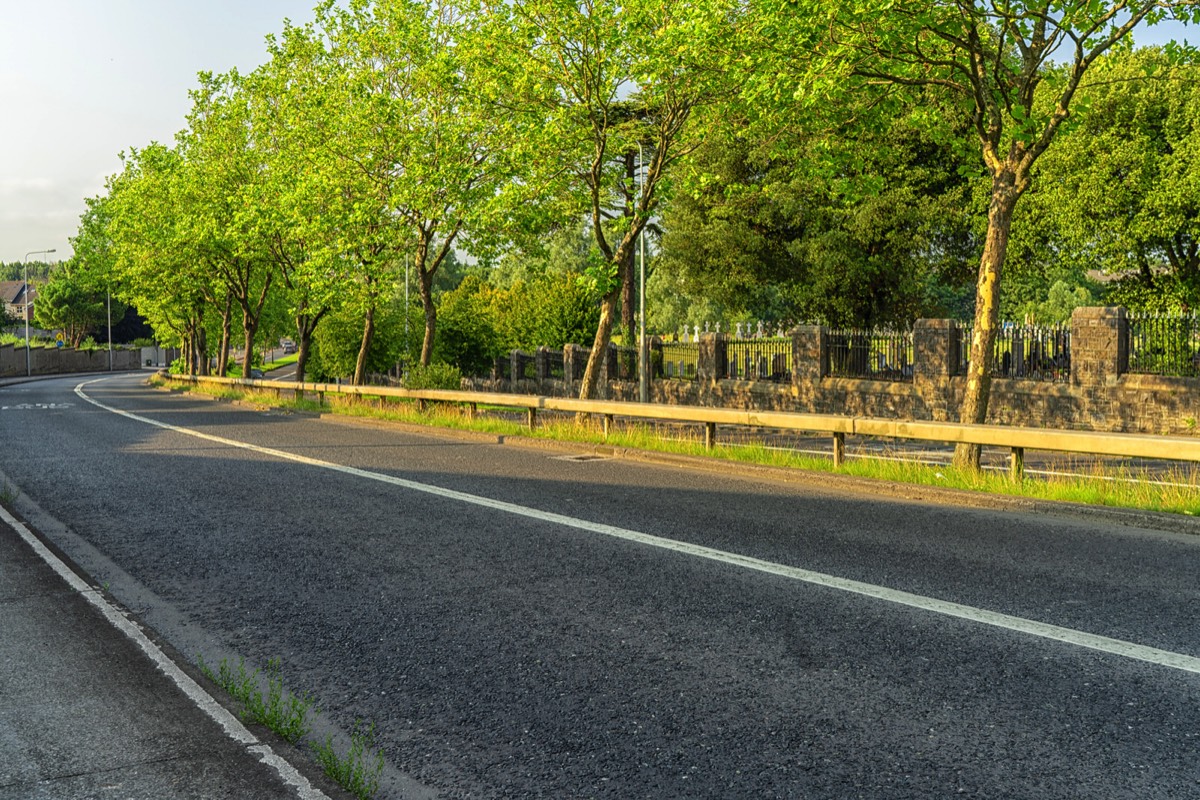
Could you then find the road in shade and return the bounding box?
[2,372,1199,799]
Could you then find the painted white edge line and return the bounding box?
[77,378,1200,677]
[0,502,329,800]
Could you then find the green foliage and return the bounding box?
[1103,272,1191,313]
[501,272,601,352]
[432,275,504,376]
[1010,48,1200,308]
[401,362,462,390]
[433,272,601,374]
[306,299,410,382]
[1014,280,1096,325]
[33,266,112,347]
[660,93,979,328]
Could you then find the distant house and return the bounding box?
[0,280,37,324]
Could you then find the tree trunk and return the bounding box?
[197,327,209,376]
[293,309,325,385]
[415,263,436,366]
[579,247,635,400]
[353,305,375,385]
[954,172,1021,470]
[216,296,232,377]
[241,320,258,380]
[578,289,619,401]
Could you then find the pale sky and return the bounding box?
[0,0,319,264]
[0,2,1192,265]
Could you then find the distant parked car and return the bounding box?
[281,340,297,354]
[250,368,264,379]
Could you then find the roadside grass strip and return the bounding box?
[154,377,1200,516]
[80,378,1200,677]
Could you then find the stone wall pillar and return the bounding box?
[912,318,957,421]
[912,319,958,381]
[791,325,827,385]
[1071,306,1127,388]
[562,344,587,395]
[697,333,726,383]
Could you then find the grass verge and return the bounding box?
[156,377,1200,517]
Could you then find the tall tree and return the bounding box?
[270,0,515,382]
[751,0,1199,467]
[106,144,216,374]
[477,0,737,399]
[181,70,279,380]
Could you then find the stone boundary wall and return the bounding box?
[0,343,142,377]
[462,307,1200,436]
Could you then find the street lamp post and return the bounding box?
[638,146,648,403]
[22,249,55,377]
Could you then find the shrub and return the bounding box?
[402,362,462,390]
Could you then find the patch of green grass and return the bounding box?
[162,378,1200,517]
[197,656,314,744]
[264,353,300,371]
[0,481,17,505]
[312,721,385,800]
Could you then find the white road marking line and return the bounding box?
[77,379,1200,676]
[1,494,329,799]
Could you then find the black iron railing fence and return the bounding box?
[543,348,566,380]
[1127,313,1200,377]
[954,324,1072,383]
[725,338,792,382]
[827,329,913,382]
[607,343,638,382]
[514,350,537,381]
[656,342,700,380]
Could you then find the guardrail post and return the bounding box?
[603,414,614,437]
[832,432,845,467]
[468,402,477,420]
[1010,447,1024,482]
[527,407,537,429]
[705,422,717,450]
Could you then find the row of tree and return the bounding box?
[58,0,1199,468]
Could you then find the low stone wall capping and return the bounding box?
[465,307,1199,436]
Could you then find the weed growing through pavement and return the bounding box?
[197,656,314,744]
[0,481,16,505]
[197,653,386,798]
[312,720,385,800]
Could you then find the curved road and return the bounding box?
[2,373,1199,799]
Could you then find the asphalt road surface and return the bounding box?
[2,373,1199,799]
